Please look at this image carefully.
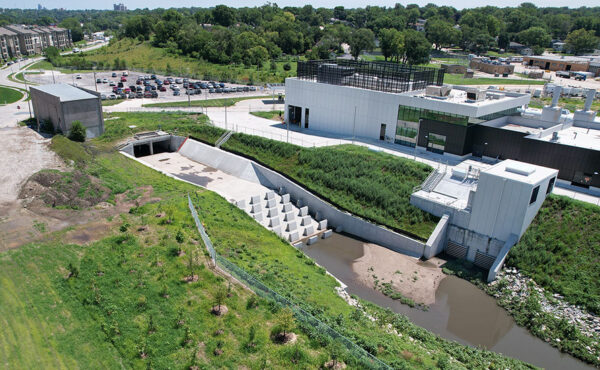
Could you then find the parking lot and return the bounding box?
[26,70,272,104]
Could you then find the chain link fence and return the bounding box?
[187,194,390,369]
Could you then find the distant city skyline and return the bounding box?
[6,0,600,11]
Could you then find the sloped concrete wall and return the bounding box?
[179,138,426,258]
[423,214,449,259]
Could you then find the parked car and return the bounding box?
[144,80,150,86]
[151,91,158,98]
[136,79,142,85]
[216,88,223,93]
[151,74,157,80]
[209,88,215,93]
[96,78,102,83]
[145,86,152,91]
[159,86,167,92]
[122,71,128,76]
[136,86,143,92]
[163,80,170,85]
[117,82,124,88]
[136,92,143,98]
[167,77,174,83]
[183,78,189,83]
[144,91,153,98]
[129,85,136,91]
[108,93,117,100]
[100,94,107,100]
[175,78,182,84]
[219,82,225,88]
[109,81,116,86]
[128,93,136,99]
[200,83,208,89]
[173,90,180,96]
[102,78,108,83]
[112,72,117,77]
[249,86,256,91]
[121,76,127,82]
[186,89,195,95]
[124,88,131,93]
[150,85,157,91]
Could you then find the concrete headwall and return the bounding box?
[179,138,427,258]
[423,214,449,259]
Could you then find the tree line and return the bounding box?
[1,3,599,68]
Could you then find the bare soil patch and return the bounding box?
[211,305,228,316]
[352,243,446,306]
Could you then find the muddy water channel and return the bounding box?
[303,233,592,370]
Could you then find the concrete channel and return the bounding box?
[120,133,592,369]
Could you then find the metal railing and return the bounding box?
[186,194,390,369]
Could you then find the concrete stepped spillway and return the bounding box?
[238,189,328,243]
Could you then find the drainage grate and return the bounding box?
[446,241,468,259]
[474,251,496,270]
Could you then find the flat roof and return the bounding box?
[0,27,17,36]
[31,84,98,102]
[530,126,600,151]
[525,55,590,63]
[484,159,558,184]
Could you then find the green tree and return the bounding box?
[275,307,295,338]
[214,287,226,313]
[68,121,86,142]
[59,18,83,43]
[379,28,403,61]
[425,18,460,50]
[518,27,551,54]
[565,29,599,55]
[402,29,431,65]
[44,46,60,65]
[212,5,235,27]
[349,28,374,60]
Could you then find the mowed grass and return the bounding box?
[101,99,125,106]
[528,96,600,112]
[0,86,24,104]
[59,38,296,84]
[506,195,600,314]
[101,112,437,239]
[250,110,284,121]
[444,73,546,86]
[143,96,272,108]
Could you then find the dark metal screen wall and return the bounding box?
[297,59,445,94]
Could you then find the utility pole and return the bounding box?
[24,78,32,119]
[225,103,228,130]
[93,70,98,92]
[187,89,191,108]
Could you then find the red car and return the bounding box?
[136,79,142,85]
[124,88,131,93]
[121,76,127,82]
[112,86,119,93]
[143,91,152,98]
[159,86,167,92]
[163,80,170,85]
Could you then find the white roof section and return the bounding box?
[31,84,97,102]
[525,55,590,63]
[528,126,600,151]
[483,160,557,185]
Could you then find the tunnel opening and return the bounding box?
[152,139,171,155]
[134,143,152,157]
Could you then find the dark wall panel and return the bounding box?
[418,119,471,155]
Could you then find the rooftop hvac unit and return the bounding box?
[425,85,451,97]
[551,131,559,141]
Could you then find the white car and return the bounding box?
[76,74,82,79]
[122,71,128,76]
[109,81,116,86]
[102,78,108,83]
[108,93,117,100]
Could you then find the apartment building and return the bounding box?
[4,24,41,55]
[0,27,21,60]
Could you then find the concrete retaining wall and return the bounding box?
[179,138,426,258]
[487,234,518,282]
[423,214,449,259]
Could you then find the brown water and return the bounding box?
[303,233,592,370]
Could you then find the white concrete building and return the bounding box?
[411,160,558,279]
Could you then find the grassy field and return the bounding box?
[528,96,600,112]
[0,128,534,368]
[143,96,272,108]
[0,86,24,104]
[55,38,297,84]
[28,60,93,74]
[444,73,546,86]
[250,110,284,121]
[506,195,600,314]
[101,99,125,107]
[101,112,438,239]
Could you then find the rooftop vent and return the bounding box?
[505,163,536,176]
[426,85,451,97]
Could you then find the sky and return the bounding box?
[5,0,600,10]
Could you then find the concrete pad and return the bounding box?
[303,225,315,236]
[306,235,319,245]
[283,212,295,221]
[280,194,290,203]
[282,203,293,213]
[251,204,262,213]
[250,195,261,205]
[286,222,298,232]
[236,199,246,209]
[298,206,309,217]
[322,230,333,239]
[318,219,328,230]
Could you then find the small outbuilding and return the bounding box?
[30,83,104,138]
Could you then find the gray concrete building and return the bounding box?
[30,84,104,138]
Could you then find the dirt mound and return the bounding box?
[19,170,110,209]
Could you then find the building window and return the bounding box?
[546,177,556,194]
[530,185,540,205]
[395,120,419,147]
[426,133,446,154]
